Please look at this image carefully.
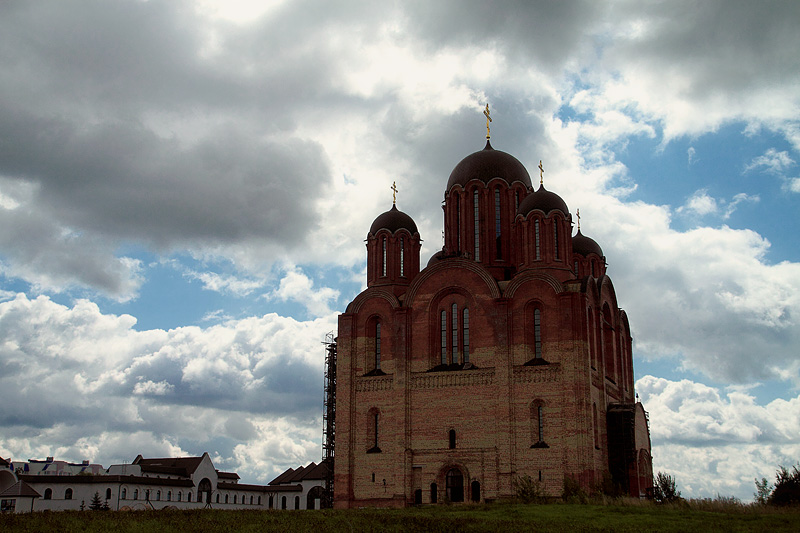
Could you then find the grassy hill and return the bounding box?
[2,501,799,532]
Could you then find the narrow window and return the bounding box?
[449,429,456,449]
[534,219,541,260]
[168,491,173,502]
[251,495,254,505]
[515,190,520,212]
[106,488,112,500]
[44,488,53,500]
[534,308,542,359]
[157,490,161,501]
[463,308,470,363]
[591,261,596,278]
[375,322,381,371]
[382,237,387,276]
[225,494,229,503]
[593,402,599,448]
[473,189,480,261]
[399,237,405,277]
[373,412,380,450]
[188,492,192,502]
[554,223,559,260]
[440,310,447,365]
[65,488,73,500]
[282,496,287,510]
[234,494,237,504]
[574,260,579,275]
[471,480,481,503]
[446,469,464,502]
[451,303,458,364]
[537,405,544,442]
[431,483,438,504]
[495,188,502,259]
[456,199,461,252]
[269,496,273,509]
[295,496,300,510]
[134,489,139,500]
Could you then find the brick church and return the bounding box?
[334,116,653,507]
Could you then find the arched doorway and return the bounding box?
[471,480,480,502]
[198,478,212,504]
[445,468,463,503]
[307,486,324,510]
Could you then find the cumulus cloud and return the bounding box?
[637,375,800,499]
[0,294,334,477]
[269,267,340,318]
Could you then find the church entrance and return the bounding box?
[445,468,464,503]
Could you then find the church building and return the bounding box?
[334,113,653,507]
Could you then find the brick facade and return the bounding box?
[334,140,653,508]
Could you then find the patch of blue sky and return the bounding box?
[615,123,799,261]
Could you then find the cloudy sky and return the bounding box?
[1,0,798,500]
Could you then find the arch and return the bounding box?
[156,490,161,501]
[233,494,237,504]
[345,287,401,314]
[471,480,481,502]
[406,258,501,305]
[134,488,139,500]
[215,493,219,503]
[294,495,300,510]
[198,477,212,504]
[44,488,53,500]
[0,470,16,493]
[176,491,181,502]
[187,491,192,502]
[65,487,73,500]
[250,495,254,505]
[445,468,464,503]
[503,270,564,298]
[225,494,229,503]
[281,496,287,510]
[307,485,324,510]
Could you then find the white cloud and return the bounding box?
[744,148,795,176]
[637,375,800,500]
[269,267,340,318]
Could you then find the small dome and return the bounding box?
[446,140,532,191]
[517,184,569,217]
[426,249,446,267]
[572,230,604,257]
[369,205,418,236]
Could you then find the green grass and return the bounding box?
[2,502,799,532]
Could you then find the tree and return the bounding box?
[754,476,771,505]
[768,464,800,506]
[653,471,681,503]
[89,491,104,511]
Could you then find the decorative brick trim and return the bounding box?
[513,364,561,384]
[356,376,393,392]
[411,369,495,389]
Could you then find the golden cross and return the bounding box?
[483,104,492,139]
[391,181,398,205]
[538,160,544,185]
[576,208,581,231]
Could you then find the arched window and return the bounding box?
[463,308,469,363]
[215,493,219,503]
[471,480,481,503]
[473,189,480,261]
[593,402,600,448]
[446,469,464,502]
[367,409,381,453]
[530,400,548,447]
[451,303,458,363]
[269,495,273,509]
[574,260,579,275]
[554,222,560,260]
[121,488,126,500]
[375,322,381,371]
[145,489,150,501]
[440,310,447,365]
[258,496,261,505]
[233,494,237,504]
[294,495,300,509]
[448,429,456,449]
[105,488,112,500]
[65,488,73,500]
[534,219,541,260]
[382,237,387,276]
[534,308,542,359]
[188,492,192,502]
[44,488,52,500]
[430,483,438,504]
[281,496,287,510]
[134,489,139,500]
[455,197,461,251]
[250,495,254,505]
[399,237,405,277]
[225,494,229,503]
[177,491,181,502]
[495,188,502,259]
[156,490,161,501]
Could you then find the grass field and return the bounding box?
[2,501,799,532]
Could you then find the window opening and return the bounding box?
[382,237,387,276]
[449,429,456,449]
[399,237,405,277]
[440,310,447,365]
[473,190,480,261]
[471,480,481,502]
[574,260,579,275]
[554,223,559,260]
[495,188,502,259]
[44,488,53,500]
[451,303,458,364]
[431,483,438,504]
[106,488,112,500]
[534,308,542,359]
[463,308,470,363]
[537,405,544,442]
[446,469,464,502]
[534,219,541,260]
[375,322,381,371]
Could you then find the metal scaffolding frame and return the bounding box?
[321,332,337,508]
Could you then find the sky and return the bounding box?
[0,0,798,501]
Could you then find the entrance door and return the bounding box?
[446,469,463,503]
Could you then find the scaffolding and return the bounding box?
[321,332,337,508]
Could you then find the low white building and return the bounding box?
[0,453,323,513]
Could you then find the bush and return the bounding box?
[562,475,587,504]
[513,475,546,503]
[653,471,681,504]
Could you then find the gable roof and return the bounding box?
[0,480,41,498]
[132,455,205,477]
[269,462,328,485]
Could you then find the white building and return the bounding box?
[0,454,323,513]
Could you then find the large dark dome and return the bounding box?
[369,205,418,236]
[572,230,604,257]
[517,184,569,217]
[446,140,532,191]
